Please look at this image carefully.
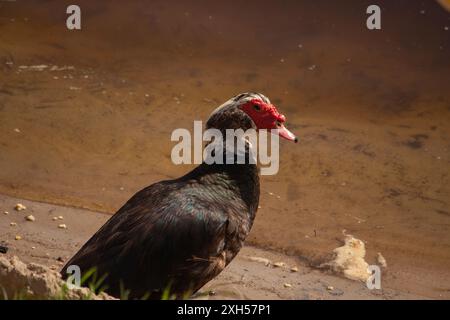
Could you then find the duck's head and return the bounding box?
[207,92,297,142]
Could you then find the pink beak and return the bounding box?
[276,124,298,143]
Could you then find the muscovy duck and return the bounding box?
[61,92,297,299]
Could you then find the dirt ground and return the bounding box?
[0,0,449,298]
[0,194,428,299]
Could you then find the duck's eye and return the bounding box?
[253,104,261,111]
[276,120,282,127]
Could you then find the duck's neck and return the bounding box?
[183,146,260,216]
[188,106,261,213]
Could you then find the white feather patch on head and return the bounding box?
[209,92,271,118]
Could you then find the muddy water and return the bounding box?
[0,0,449,297]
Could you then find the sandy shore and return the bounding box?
[0,193,432,299]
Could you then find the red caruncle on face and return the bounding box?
[240,99,285,130]
[240,98,297,142]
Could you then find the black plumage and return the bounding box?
[61,94,262,299]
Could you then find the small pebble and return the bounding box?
[273,262,286,268]
[328,288,344,296]
[58,216,64,220]
[4,211,9,215]
[10,222,17,227]
[15,235,22,240]
[14,128,21,133]
[377,252,388,268]
[58,224,67,229]
[247,256,271,266]
[290,266,299,272]
[25,215,35,222]
[283,283,292,288]
[15,203,26,211]
[31,246,36,249]
[52,217,58,221]
[327,286,334,291]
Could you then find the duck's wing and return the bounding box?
[61,181,234,299]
